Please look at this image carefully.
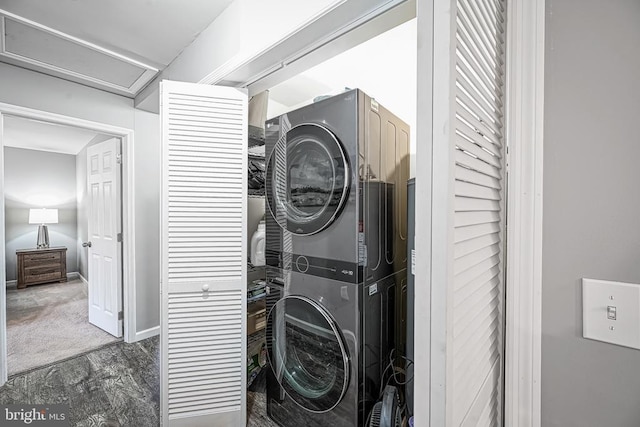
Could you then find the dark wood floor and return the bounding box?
[0,336,278,427]
[247,369,279,427]
[0,337,160,426]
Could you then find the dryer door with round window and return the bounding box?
[267,123,350,236]
[266,295,350,413]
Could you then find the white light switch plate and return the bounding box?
[583,278,640,350]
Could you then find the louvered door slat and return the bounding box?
[455,211,501,227]
[455,166,502,191]
[456,101,503,145]
[471,0,503,38]
[454,233,501,260]
[454,262,501,297]
[456,18,504,82]
[482,0,505,21]
[455,197,501,213]
[456,153,501,181]
[161,81,247,427]
[459,0,504,56]
[456,31,503,94]
[453,292,500,341]
[455,181,502,201]
[457,63,503,112]
[456,18,500,83]
[454,277,501,315]
[455,135,501,167]
[454,254,501,291]
[453,312,499,375]
[454,243,501,274]
[433,0,507,424]
[455,222,501,241]
[456,85,503,130]
[456,42,503,101]
[454,331,499,391]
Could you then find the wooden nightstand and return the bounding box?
[16,247,67,289]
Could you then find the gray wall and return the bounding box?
[133,109,160,332]
[0,63,160,338]
[4,147,78,281]
[542,1,640,426]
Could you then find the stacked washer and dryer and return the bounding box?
[263,89,410,427]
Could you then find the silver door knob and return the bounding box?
[82,241,92,248]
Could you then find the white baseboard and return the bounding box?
[135,326,159,342]
[67,272,88,285]
[75,273,88,286]
[5,280,16,288]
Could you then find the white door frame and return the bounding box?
[0,102,137,385]
[503,0,545,425]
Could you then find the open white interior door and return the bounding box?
[429,0,508,425]
[160,81,247,426]
[87,138,123,338]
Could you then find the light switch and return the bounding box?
[583,278,640,349]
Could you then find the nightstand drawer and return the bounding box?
[24,271,64,285]
[25,264,61,275]
[23,252,61,262]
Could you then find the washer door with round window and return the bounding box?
[266,123,350,236]
[266,295,350,413]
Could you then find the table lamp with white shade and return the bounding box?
[28,208,58,249]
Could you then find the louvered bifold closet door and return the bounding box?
[453,0,507,425]
[431,0,507,426]
[160,81,248,427]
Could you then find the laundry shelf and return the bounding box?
[247,328,266,388]
[248,152,265,160]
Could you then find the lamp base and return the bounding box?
[36,225,50,249]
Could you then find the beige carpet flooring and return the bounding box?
[6,278,120,376]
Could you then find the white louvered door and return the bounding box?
[160,81,247,427]
[430,0,507,425]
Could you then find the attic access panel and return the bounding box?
[0,12,158,96]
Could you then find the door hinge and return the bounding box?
[118,311,123,320]
[117,233,123,242]
[116,154,122,165]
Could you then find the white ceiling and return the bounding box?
[3,116,101,155]
[0,0,233,95]
[0,0,233,68]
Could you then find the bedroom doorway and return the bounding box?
[0,105,136,383]
[2,116,123,376]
